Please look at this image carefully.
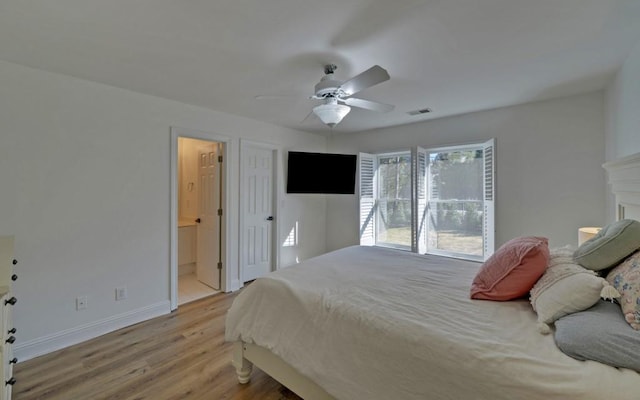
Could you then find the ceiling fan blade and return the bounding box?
[343,97,394,113]
[339,65,390,96]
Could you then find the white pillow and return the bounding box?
[529,246,612,334]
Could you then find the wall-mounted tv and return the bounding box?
[287,151,357,194]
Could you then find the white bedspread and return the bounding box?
[225,246,640,400]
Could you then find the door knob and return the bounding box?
[195,218,201,223]
[266,216,274,221]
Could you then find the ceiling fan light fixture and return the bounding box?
[313,102,351,127]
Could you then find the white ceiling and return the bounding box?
[1,0,639,135]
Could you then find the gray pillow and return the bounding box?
[554,300,640,372]
[573,219,640,271]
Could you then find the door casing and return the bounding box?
[170,127,232,310]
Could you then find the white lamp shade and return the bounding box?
[578,227,601,246]
[313,103,351,127]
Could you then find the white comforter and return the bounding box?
[225,246,640,400]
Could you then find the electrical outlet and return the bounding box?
[76,296,87,310]
[115,287,128,301]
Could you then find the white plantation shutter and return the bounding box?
[359,153,376,246]
[482,139,496,259]
[412,147,428,253]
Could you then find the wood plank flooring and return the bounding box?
[13,292,303,400]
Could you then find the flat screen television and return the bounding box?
[287,151,357,194]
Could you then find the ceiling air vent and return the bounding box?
[407,108,432,116]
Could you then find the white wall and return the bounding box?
[253,145,331,269]
[605,39,640,162]
[604,39,640,222]
[327,92,607,251]
[0,60,327,359]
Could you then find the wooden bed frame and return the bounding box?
[231,151,640,400]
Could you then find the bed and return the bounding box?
[225,152,640,400]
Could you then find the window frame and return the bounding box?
[364,150,413,251]
[359,139,495,261]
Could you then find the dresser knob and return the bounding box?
[7,328,16,335]
[12,259,17,265]
[9,358,17,365]
[5,377,16,386]
[5,336,15,344]
[4,297,16,306]
[11,274,17,281]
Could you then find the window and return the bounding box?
[375,152,412,249]
[359,139,495,261]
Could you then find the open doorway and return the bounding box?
[176,137,223,304]
[171,128,231,310]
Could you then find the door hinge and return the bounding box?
[217,209,223,216]
[218,155,223,163]
[217,262,223,270]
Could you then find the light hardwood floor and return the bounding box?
[13,292,302,400]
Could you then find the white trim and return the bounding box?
[482,138,496,259]
[230,279,243,292]
[15,301,170,362]
[170,127,234,310]
[603,152,640,220]
[412,147,428,254]
[358,152,376,246]
[422,141,486,154]
[239,139,281,285]
[170,129,179,310]
[603,151,640,170]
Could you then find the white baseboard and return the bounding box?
[14,301,171,362]
[178,262,196,276]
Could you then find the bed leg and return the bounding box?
[232,342,253,384]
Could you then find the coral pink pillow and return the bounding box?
[471,236,549,301]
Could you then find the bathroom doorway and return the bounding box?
[176,137,224,305]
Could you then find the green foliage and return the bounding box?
[378,154,412,200]
[430,150,482,201]
[433,201,483,234]
[378,199,411,229]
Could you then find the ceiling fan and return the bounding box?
[309,64,394,127]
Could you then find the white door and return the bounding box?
[242,144,275,282]
[196,143,221,289]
